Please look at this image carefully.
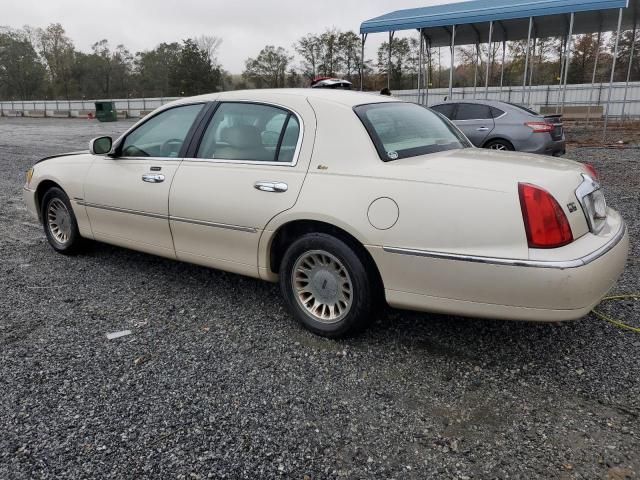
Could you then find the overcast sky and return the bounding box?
[2,0,465,73]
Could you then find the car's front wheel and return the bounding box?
[41,187,84,254]
[279,233,375,337]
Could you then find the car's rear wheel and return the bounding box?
[485,139,514,151]
[41,187,84,254]
[279,233,374,337]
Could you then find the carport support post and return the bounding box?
[418,29,423,102]
[499,40,506,99]
[426,38,432,105]
[360,33,367,91]
[556,36,567,114]
[586,30,602,125]
[603,8,624,143]
[527,37,537,106]
[521,16,533,104]
[621,24,637,122]
[560,12,575,115]
[449,25,456,100]
[485,21,494,99]
[388,31,395,90]
[473,42,480,98]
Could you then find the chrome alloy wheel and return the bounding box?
[292,250,353,324]
[489,143,508,151]
[47,198,72,244]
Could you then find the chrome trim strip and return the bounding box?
[77,201,256,233]
[383,223,626,270]
[169,216,257,233]
[78,201,166,220]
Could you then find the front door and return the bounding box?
[452,102,495,146]
[169,98,315,277]
[83,103,206,258]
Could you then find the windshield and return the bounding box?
[354,102,470,161]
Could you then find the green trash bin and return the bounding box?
[95,101,118,122]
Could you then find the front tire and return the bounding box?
[41,187,84,255]
[279,233,374,338]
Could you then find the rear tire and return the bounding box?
[279,233,374,338]
[41,187,84,255]
[484,139,515,151]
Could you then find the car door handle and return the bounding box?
[142,173,165,183]
[476,127,490,131]
[254,181,288,193]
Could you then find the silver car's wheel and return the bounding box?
[292,250,353,324]
[490,143,507,151]
[46,198,72,244]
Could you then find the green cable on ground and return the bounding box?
[592,294,640,333]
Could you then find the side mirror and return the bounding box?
[90,136,113,155]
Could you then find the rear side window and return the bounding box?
[491,107,505,118]
[354,103,470,161]
[455,103,492,120]
[430,104,455,119]
[197,102,301,163]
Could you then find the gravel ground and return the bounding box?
[0,117,639,480]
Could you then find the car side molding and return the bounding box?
[383,223,626,270]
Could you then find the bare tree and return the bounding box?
[195,34,222,67]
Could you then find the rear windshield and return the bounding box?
[354,102,470,161]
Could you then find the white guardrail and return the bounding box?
[1,81,639,119]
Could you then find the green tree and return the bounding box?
[243,45,291,88]
[37,23,75,99]
[377,37,411,89]
[134,42,181,97]
[0,29,46,100]
[169,39,221,96]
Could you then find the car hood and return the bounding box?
[35,151,88,164]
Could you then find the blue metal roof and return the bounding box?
[361,0,631,34]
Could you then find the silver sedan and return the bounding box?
[430,99,566,156]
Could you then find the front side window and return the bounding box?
[455,103,492,120]
[121,104,204,158]
[197,103,300,163]
[354,103,470,161]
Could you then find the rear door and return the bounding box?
[452,103,495,146]
[168,96,315,277]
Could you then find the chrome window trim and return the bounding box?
[193,100,305,168]
[77,201,257,234]
[383,222,626,270]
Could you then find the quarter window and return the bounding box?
[121,104,204,158]
[197,103,300,163]
[430,103,456,120]
[455,103,493,120]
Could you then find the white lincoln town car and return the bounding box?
[23,89,628,337]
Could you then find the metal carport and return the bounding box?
[360,0,639,140]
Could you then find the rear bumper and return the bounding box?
[525,137,566,156]
[369,211,628,322]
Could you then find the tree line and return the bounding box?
[0,23,638,101]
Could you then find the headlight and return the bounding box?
[25,167,34,187]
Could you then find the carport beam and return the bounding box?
[388,31,395,90]
[521,16,533,104]
[560,12,575,115]
[586,30,602,125]
[485,21,494,99]
[360,33,367,91]
[603,8,624,143]
[449,25,456,100]
[621,23,637,122]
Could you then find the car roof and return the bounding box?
[167,88,399,108]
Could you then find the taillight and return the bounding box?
[518,183,573,248]
[525,122,554,133]
[584,163,599,180]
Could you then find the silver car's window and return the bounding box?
[455,103,492,120]
[430,104,455,120]
[354,103,470,161]
[121,104,204,158]
[197,103,300,163]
